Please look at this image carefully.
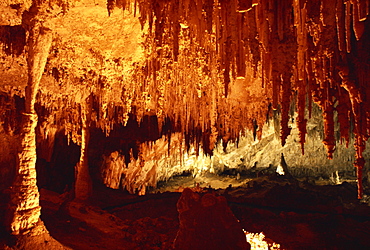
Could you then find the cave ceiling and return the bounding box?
[0,0,370,197]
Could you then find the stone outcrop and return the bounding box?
[173,188,250,250]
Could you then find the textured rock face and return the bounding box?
[7,114,41,235]
[212,105,370,180]
[5,1,60,244]
[0,126,19,191]
[99,106,368,194]
[101,151,125,189]
[0,0,370,199]
[0,0,369,248]
[0,0,369,205]
[7,3,54,233]
[100,133,213,194]
[173,188,250,250]
[74,100,92,201]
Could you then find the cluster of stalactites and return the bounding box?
[1,1,368,197]
[109,0,370,198]
[292,0,369,199]
[104,0,270,146]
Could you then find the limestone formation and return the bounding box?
[173,188,250,250]
[0,2,369,248]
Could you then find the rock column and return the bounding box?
[7,3,53,236]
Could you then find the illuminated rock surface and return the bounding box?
[1,0,370,195]
[0,0,370,249]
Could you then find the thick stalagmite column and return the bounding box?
[74,100,92,201]
[7,3,53,237]
[8,113,45,235]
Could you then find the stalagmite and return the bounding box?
[4,1,66,248]
[8,111,44,235]
[74,99,92,201]
[7,6,53,237]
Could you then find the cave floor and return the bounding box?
[151,171,359,193]
[152,172,252,193]
[2,175,370,250]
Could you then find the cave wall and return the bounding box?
[0,93,23,191]
[0,125,18,191]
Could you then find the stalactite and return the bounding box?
[107,0,116,16]
[345,1,352,53]
[358,0,369,21]
[354,132,366,199]
[36,0,370,200]
[280,74,292,146]
[20,0,369,200]
[322,103,336,159]
[336,0,346,52]
[245,7,260,72]
[296,83,307,154]
[294,0,307,82]
[120,140,161,195]
[336,90,351,147]
[107,0,129,16]
[236,14,246,77]
[339,62,367,198]
[3,0,369,199]
[306,51,313,119]
[171,0,180,61]
[352,0,365,40]
[219,0,232,97]
[204,0,214,33]
[293,0,308,154]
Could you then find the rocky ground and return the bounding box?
[1,173,370,249]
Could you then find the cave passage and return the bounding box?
[1,0,370,249]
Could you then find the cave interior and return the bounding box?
[1,0,370,249]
